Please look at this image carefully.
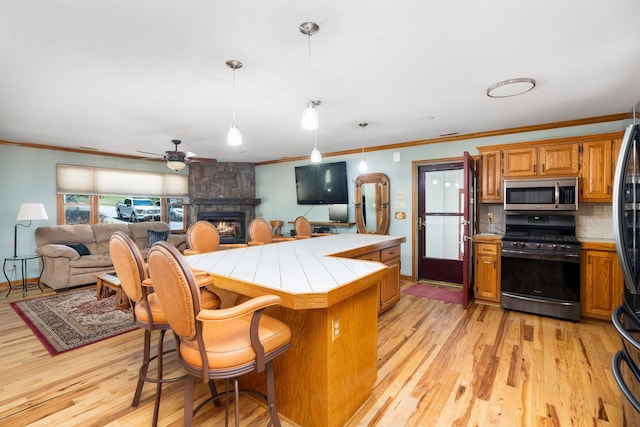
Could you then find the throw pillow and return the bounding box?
[65,243,91,256]
[148,230,170,246]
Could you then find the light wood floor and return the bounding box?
[0,282,626,426]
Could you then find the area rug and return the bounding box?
[10,287,137,356]
[402,284,464,305]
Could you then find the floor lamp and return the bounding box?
[14,203,49,257]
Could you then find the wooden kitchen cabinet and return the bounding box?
[581,242,624,321]
[473,238,501,303]
[356,244,401,313]
[580,137,622,202]
[503,142,579,177]
[478,149,502,203]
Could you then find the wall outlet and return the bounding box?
[397,191,407,198]
[332,317,341,342]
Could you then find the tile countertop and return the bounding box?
[185,234,405,297]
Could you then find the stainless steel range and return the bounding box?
[500,214,581,321]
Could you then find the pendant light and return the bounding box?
[226,60,243,146]
[300,22,319,130]
[310,130,322,163]
[358,122,369,171]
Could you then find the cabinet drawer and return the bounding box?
[476,243,497,255]
[381,246,400,262]
[356,251,381,262]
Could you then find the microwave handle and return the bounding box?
[555,181,560,208]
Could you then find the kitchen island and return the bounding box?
[186,234,405,427]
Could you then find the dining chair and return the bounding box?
[293,216,332,238]
[248,218,294,245]
[109,231,221,426]
[147,241,292,426]
[184,220,220,255]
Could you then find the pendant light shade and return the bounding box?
[301,101,319,130]
[226,60,243,146]
[300,22,320,130]
[227,125,242,146]
[310,130,322,163]
[310,146,322,163]
[358,122,368,171]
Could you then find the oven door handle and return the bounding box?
[555,181,560,209]
[501,250,581,262]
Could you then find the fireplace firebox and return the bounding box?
[197,212,246,244]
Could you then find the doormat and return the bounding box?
[402,284,464,305]
[10,287,137,356]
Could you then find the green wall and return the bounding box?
[255,120,628,277]
[0,118,628,281]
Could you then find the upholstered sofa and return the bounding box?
[35,222,187,290]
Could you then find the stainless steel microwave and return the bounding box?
[503,177,578,211]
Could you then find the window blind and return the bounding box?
[56,164,188,196]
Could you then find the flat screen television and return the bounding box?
[295,161,349,205]
[329,204,349,223]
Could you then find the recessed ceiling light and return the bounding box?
[487,78,536,98]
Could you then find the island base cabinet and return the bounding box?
[228,279,381,427]
[355,244,402,313]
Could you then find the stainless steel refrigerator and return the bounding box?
[612,122,640,424]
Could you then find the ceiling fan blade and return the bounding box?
[137,150,164,157]
[187,157,217,163]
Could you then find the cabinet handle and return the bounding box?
[533,164,536,173]
[542,164,546,173]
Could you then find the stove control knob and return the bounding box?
[519,242,526,248]
[536,243,542,249]
[552,244,558,249]
[510,241,518,248]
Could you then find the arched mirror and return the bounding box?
[354,173,390,235]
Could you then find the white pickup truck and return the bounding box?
[115,198,160,222]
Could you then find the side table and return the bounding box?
[3,254,44,298]
[95,272,131,311]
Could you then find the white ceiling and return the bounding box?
[2,0,640,164]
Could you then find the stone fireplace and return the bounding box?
[188,162,260,244]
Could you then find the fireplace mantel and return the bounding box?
[190,197,261,206]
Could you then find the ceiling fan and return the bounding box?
[138,139,217,171]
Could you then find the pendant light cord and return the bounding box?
[232,66,237,125]
[307,32,312,102]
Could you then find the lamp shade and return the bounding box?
[16,203,49,221]
[227,125,243,146]
[301,105,319,130]
[166,161,187,172]
[310,146,322,163]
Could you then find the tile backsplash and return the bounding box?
[477,203,614,240]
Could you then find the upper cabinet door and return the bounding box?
[538,142,579,176]
[503,146,537,177]
[479,149,502,203]
[580,139,614,201]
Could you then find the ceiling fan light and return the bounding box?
[301,104,319,130]
[310,146,322,163]
[227,125,242,146]
[359,158,368,171]
[166,160,187,171]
